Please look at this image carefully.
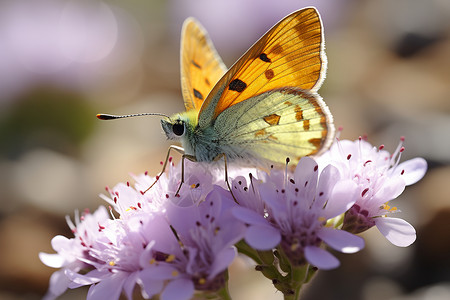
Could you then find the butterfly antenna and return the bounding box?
[96,113,171,121]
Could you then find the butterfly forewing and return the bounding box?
[198,7,326,125]
[213,88,334,166]
[180,18,227,112]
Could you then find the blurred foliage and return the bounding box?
[0,88,96,159]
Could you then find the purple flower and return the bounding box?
[41,161,245,300]
[139,186,246,300]
[39,206,111,300]
[232,157,364,270]
[316,137,427,247]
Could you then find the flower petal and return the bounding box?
[231,207,267,226]
[138,270,165,298]
[315,164,340,208]
[139,265,179,280]
[65,269,103,286]
[372,177,405,205]
[209,247,237,279]
[245,224,281,250]
[123,272,139,300]
[294,157,319,205]
[42,270,71,300]
[375,217,416,247]
[395,157,427,186]
[317,227,364,253]
[39,252,66,268]
[161,278,195,300]
[86,272,127,300]
[323,179,358,219]
[259,183,284,212]
[50,235,71,252]
[304,246,340,270]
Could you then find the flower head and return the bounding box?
[316,137,427,247]
[41,161,245,300]
[233,157,364,270]
[140,186,245,300]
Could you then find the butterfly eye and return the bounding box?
[172,122,185,136]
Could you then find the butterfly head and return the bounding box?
[161,117,186,140]
[161,111,197,140]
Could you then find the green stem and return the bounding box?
[235,240,263,264]
[215,282,232,300]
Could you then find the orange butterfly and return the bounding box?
[98,7,334,194]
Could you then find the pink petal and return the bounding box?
[65,269,103,286]
[372,177,405,206]
[304,246,339,270]
[86,272,127,300]
[315,164,340,208]
[395,157,427,185]
[318,227,364,253]
[39,252,65,268]
[375,217,416,247]
[138,275,164,298]
[123,272,139,300]
[259,183,284,212]
[161,278,194,300]
[245,224,281,250]
[139,265,179,280]
[323,179,358,219]
[50,235,75,254]
[209,247,237,279]
[231,207,267,226]
[294,157,319,205]
[43,270,71,300]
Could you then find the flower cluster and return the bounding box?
[40,137,427,300]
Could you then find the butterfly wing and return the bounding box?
[180,18,227,112]
[198,7,327,126]
[213,88,334,166]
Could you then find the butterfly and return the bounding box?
[98,7,335,194]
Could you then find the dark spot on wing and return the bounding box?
[229,79,247,92]
[271,44,283,55]
[259,53,271,63]
[191,60,201,69]
[193,88,203,100]
[265,69,274,80]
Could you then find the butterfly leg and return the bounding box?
[175,154,197,196]
[144,145,185,194]
[213,153,238,204]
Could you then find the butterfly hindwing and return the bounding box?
[213,88,334,166]
[198,7,326,126]
[180,18,227,112]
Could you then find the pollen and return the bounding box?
[149,258,156,265]
[171,270,179,277]
[165,254,176,262]
[290,242,300,251]
[382,203,398,212]
[109,261,116,266]
[198,278,206,285]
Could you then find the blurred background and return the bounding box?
[0,0,449,299]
